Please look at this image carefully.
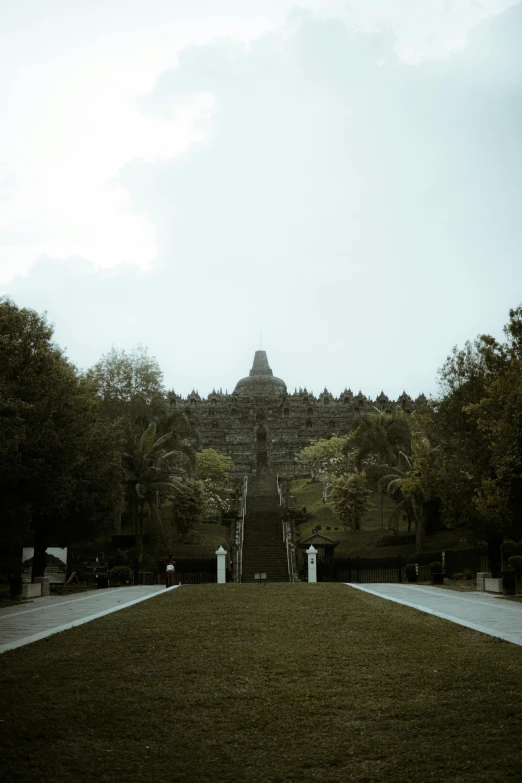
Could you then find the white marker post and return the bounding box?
[216,546,227,584]
[307,545,318,583]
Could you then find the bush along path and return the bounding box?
[1,584,522,783]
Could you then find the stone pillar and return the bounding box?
[216,546,227,584]
[477,572,492,592]
[34,576,50,596]
[307,545,318,583]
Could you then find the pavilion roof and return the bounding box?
[296,533,340,549]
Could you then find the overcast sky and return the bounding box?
[1,0,521,401]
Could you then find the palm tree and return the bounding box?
[377,452,426,550]
[345,409,412,527]
[123,421,189,572]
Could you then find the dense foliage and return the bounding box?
[0,299,235,580]
[297,306,522,570]
[0,298,123,577]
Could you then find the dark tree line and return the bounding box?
[0,299,197,581]
[0,298,122,578]
[343,306,522,572]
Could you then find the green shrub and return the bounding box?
[452,572,465,581]
[507,556,522,578]
[462,568,476,580]
[404,563,417,582]
[430,561,442,574]
[110,565,133,584]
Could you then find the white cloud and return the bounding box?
[1,0,519,286]
[5,3,521,402]
[0,58,214,282]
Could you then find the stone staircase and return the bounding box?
[241,470,289,583]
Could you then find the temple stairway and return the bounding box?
[241,469,289,583]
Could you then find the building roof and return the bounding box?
[233,350,287,398]
[296,532,340,549]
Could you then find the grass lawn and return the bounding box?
[2,585,521,783]
[169,521,231,557]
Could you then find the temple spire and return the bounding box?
[249,350,273,377]
[234,349,286,397]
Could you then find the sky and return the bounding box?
[1,0,521,401]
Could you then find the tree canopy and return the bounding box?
[0,298,123,577]
[88,345,166,432]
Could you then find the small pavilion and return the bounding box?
[296,529,340,558]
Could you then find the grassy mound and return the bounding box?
[290,478,468,556]
[2,584,521,782]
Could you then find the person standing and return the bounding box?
[165,554,176,588]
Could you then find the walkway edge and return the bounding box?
[345,583,522,646]
[0,585,181,655]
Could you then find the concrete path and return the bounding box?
[347,583,522,646]
[0,585,179,654]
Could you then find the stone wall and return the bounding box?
[168,385,420,480]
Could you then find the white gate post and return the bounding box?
[307,545,318,583]
[216,546,227,584]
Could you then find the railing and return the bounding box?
[314,548,490,583]
[277,474,284,508]
[234,474,248,582]
[277,475,296,582]
[154,557,218,584]
[277,474,285,546]
[284,518,295,582]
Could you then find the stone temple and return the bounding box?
[168,351,420,479]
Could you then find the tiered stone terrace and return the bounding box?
[168,351,425,479]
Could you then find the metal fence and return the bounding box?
[317,555,404,583]
[154,557,219,584]
[316,547,489,583]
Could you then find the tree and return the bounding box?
[91,347,197,544]
[123,421,186,571]
[346,409,412,528]
[194,448,234,520]
[0,298,123,578]
[171,478,205,542]
[194,448,233,486]
[378,449,428,549]
[347,409,411,472]
[463,307,522,552]
[88,345,166,431]
[329,470,373,532]
[297,437,352,482]
[409,307,522,572]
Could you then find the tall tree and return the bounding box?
[0,298,123,578]
[194,448,235,521]
[123,421,186,573]
[171,478,205,543]
[463,308,522,554]
[329,470,373,533]
[89,345,166,431]
[346,409,412,528]
[347,409,412,472]
[411,307,522,573]
[297,437,352,482]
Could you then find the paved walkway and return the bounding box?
[347,583,522,646]
[0,585,179,654]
